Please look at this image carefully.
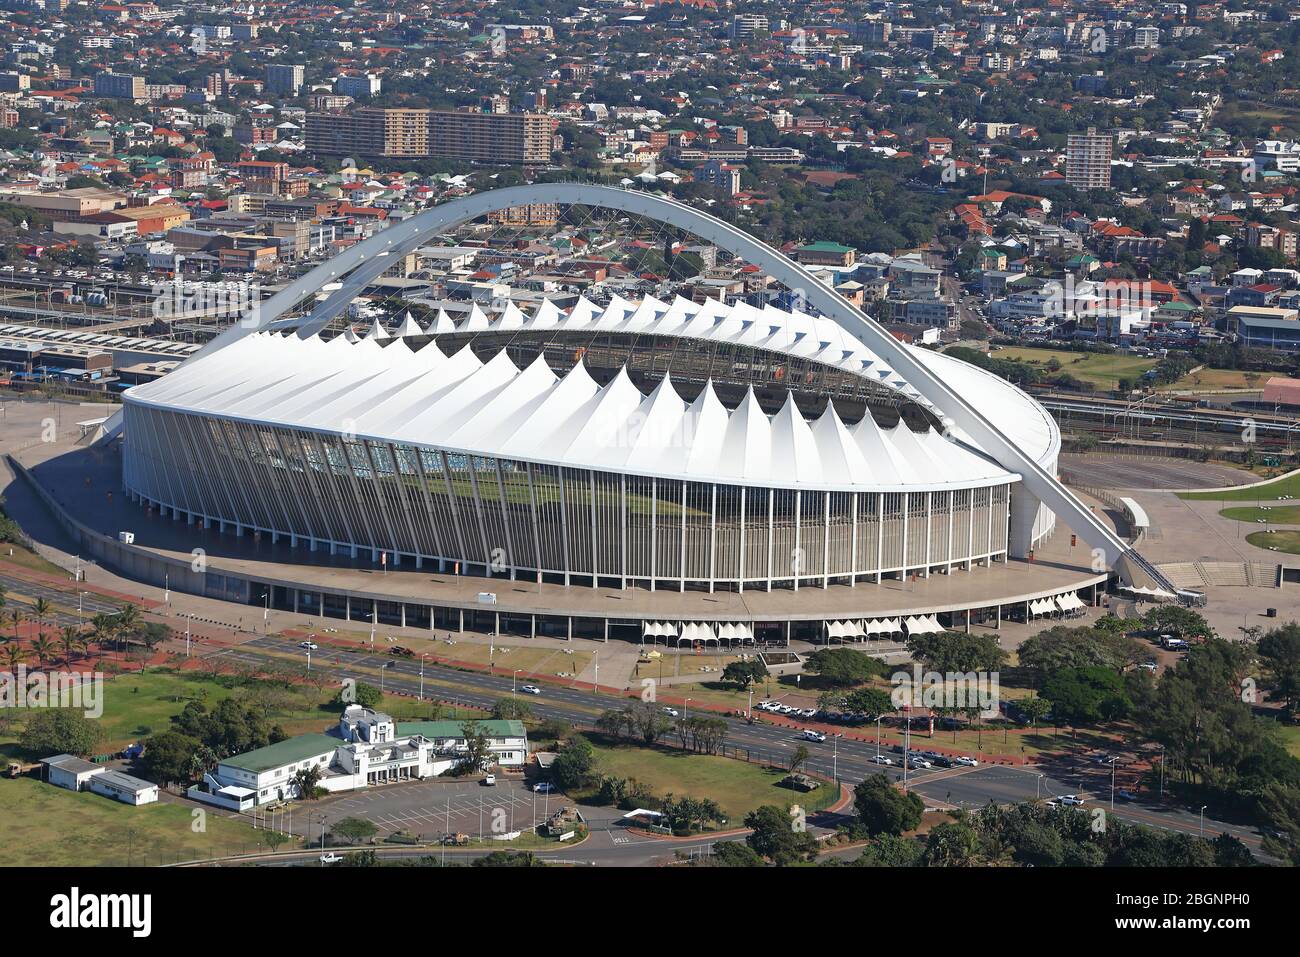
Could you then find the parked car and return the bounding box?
[907,755,932,769]
[871,755,893,766]
[298,640,318,650]
[1058,794,1085,806]
[1117,789,1138,801]
[533,781,556,793]
[319,852,342,864]
[953,756,978,767]
[482,774,496,786]
[662,707,680,718]
[519,685,541,695]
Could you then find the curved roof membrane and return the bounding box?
[126,295,1057,494]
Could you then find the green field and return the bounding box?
[992,347,1156,390]
[1180,472,1300,502]
[0,669,451,761]
[578,738,840,821]
[1245,530,1300,555]
[0,776,268,866]
[1220,505,1300,524]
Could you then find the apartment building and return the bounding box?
[93,72,146,101]
[305,108,553,164]
[1066,127,1113,189]
[265,63,305,96]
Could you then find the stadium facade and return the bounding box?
[122,295,1054,592]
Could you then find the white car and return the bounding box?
[871,755,893,766]
[532,781,556,793]
[319,852,342,864]
[1058,794,1085,806]
[662,707,680,718]
[953,756,978,767]
[298,640,318,650]
[482,774,496,786]
[801,730,827,743]
[519,685,541,695]
[908,756,932,769]
[1043,799,1060,809]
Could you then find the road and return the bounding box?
[1058,453,1255,491]
[201,631,1272,857]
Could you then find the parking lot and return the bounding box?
[263,775,575,843]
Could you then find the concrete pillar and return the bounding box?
[531,614,536,639]
[1007,486,1042,560]
[567,617,573,641]
[458,609,464,633]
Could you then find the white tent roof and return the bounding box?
[129,329,1015,494]
[904,615,943,635]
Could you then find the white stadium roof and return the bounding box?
[128,295,1057,494]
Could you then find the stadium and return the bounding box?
[105,184,1181,643]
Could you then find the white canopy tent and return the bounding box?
[678,622,718,644]
[904,615,943,636]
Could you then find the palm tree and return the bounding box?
[30,634,54,669]
[30,597,52,640]
[114,604,141,653]
[89,612,116,655]
[3,643,24,672]
[58,626,83,665]
[9,609,23,643]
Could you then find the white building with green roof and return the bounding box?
[189,709,529,810]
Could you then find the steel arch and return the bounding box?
[192,183,1173,591]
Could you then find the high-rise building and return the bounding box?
[334,73,381,98]
[1066,127,1113,189]
[265,64,305,96]
[731,14,768,38]
[305,108,553,164]
[1133,26,1160,48]
[93,72,146,100]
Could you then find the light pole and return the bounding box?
[832,733,841,784]
[319,815,327,852]
[306,648,311,672]
[1109,756,1117,810]
[1199,805,1207,839]
[876,714,882,759]
[684,697,691,721]
[1036,773,1043,800]
[512,669,521,695]
[380,660,391,695]
[185,621,191,658]
[1157,745,1165,800]
[747,687,753,720]
[262,590,269,623]
[419,653,429,700]
[902,706,911,792]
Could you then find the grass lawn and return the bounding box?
[1220,505,1300,524]
[1279,725,1300,760]
[1180,471,1300,502]
[578,738,840,821]
[0,547,71,578]
[0,668,453,762]
[1165,368,1263,393]
[992,347,1156,390]
[0,776,269,866]
[1245,530,1300,555]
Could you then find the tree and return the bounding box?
[626,700,671,745]
[1016,694,1053,730]
[595,708,632,740]
[459,720,492,773]
[923,820,980,866]
[721,659,768,689]
[744,805,816,864]
[291,764,323,800]
[840,686,895,717]
[30,634,54,668]
[335,681,381,709]
[1258,623,1300,715]
[492,697,533,721]
[58,626,83,665]
[550,734,596,790]
[1041,666,1131,725]
[788,744,810,774]
[803,647,885,687]
[332,816,378,844]
[854,774,924,836]
[19,708,104,758]
[472,850,545,867]
[31,597,51,640]
[906,631,1007,674]
[710,840,765,867]
[141,730,202,784]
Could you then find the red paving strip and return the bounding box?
[0,558,162,609]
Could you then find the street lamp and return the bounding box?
[379,660,391,695]
[1199,805,1208,839]
[684,697,691,721]
[306,648,311,672]
[262,590,269,622]
[1109,756,1117,810]
[1157,745,1165,800]
[512,669,521,695]
[419,653,429,700]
